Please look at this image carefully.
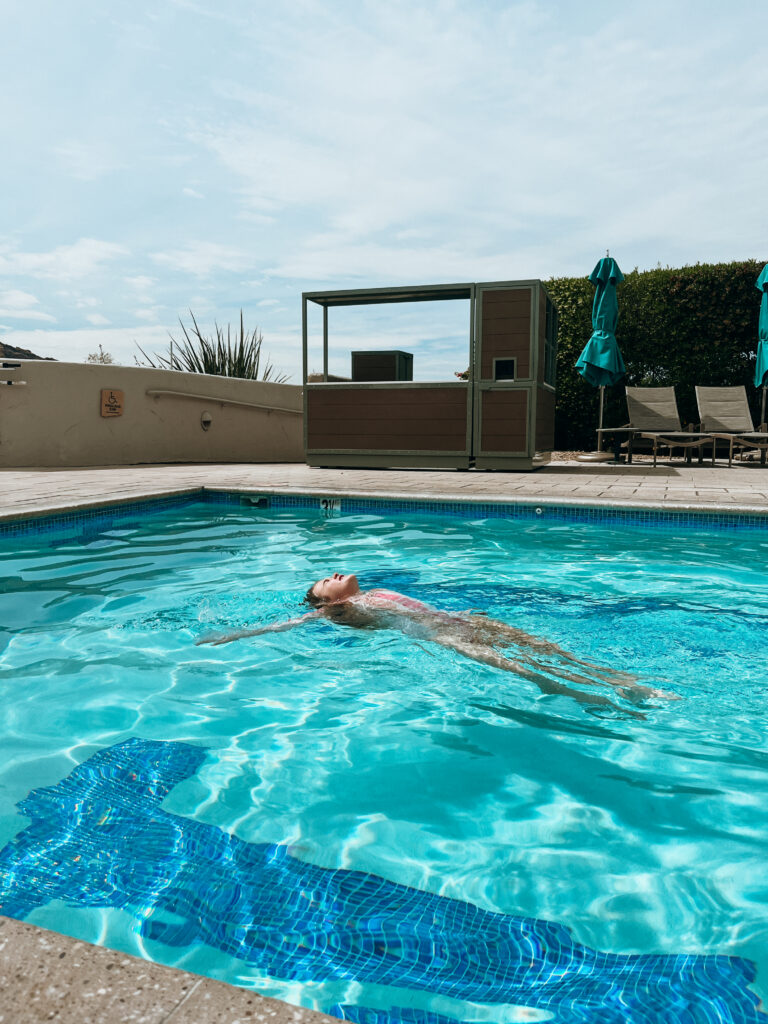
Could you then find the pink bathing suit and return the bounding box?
[364,589,433,613]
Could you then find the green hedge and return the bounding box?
[548,259,766,450]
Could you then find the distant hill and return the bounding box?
[0,342,55,361]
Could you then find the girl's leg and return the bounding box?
[431,636,643,716]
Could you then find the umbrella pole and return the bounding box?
[578,385,613,462]
[577,385,614,464]
[762,386,767,431]
[597,386,605,452]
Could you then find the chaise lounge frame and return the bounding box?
[598,386,713,467]
[696,386,768,467]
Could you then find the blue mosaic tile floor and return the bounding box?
[0,738,763,1023]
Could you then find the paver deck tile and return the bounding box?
[2,461,768,519]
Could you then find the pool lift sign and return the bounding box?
[100,389,124,417]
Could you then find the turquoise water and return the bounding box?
[1,501,768,1016]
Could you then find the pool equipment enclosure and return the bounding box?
[302,280,558,470]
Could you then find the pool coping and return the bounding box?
[2,480,768,524]
[0,914,339,1024]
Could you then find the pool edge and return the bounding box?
[3,484,768,537]
[202,484,768,517]
[0,485,205,523]
[0,914,338,1024]
[3,480,768,522]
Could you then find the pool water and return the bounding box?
[1,500,767,1021]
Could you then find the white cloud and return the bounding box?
[0,325,175,367]
[0,239,128,282]
[54,141,123,181]
[180,1,768,275]
[0,289,56,322]
[124,275,157,309]
[150,242,254,277]
[85,313,111,326]
[266,240,550,284]
[0,289,45,311]
[0,308,56,323]
[257,299,279,306]
[182,187,205,199]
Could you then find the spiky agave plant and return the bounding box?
[136,311,288,382]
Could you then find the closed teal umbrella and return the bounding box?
[755,263,768,427]
[575,256,626,452]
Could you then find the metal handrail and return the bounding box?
[145,388,302,416]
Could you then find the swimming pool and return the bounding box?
[1,494,767,1022]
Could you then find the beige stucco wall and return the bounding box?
[0,360,304,467]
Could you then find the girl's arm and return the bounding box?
[196,609,324,647]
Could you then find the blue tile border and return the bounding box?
[203,489,768,533]
[1,487,768,539]
[0,492,200,539]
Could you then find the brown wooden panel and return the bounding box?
[309,434,466,451]
[307,387,467,413]
[482,289,532,310]
[481,409,528,428]
[480,289,531,380]
[535,386,556,451]
[482,315,531,335]
[310,429,466,450]
[483,299,531,318]
[311,410,463,424]
[310,394,464,416]
[310,416,464,436]
[483,308,531,325]
[481,329,530,346]
[307,386,468,452]
[480,390,529,453]
[480,429,527,452]
[483,287,530,302]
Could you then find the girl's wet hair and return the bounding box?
[305,583,324,607]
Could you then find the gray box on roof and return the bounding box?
[351,350,413,382]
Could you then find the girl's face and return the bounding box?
[311,572,360,603]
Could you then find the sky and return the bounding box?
[1,0,766,381]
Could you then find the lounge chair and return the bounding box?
[695,386,768,466]
[598,386,713,467]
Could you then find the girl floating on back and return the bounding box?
[199,572,670,712]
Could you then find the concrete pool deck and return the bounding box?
[2,458,768,521]
[0,916,339,1024]
[2,457,767,1021]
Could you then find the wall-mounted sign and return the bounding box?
[100,389,124,417]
